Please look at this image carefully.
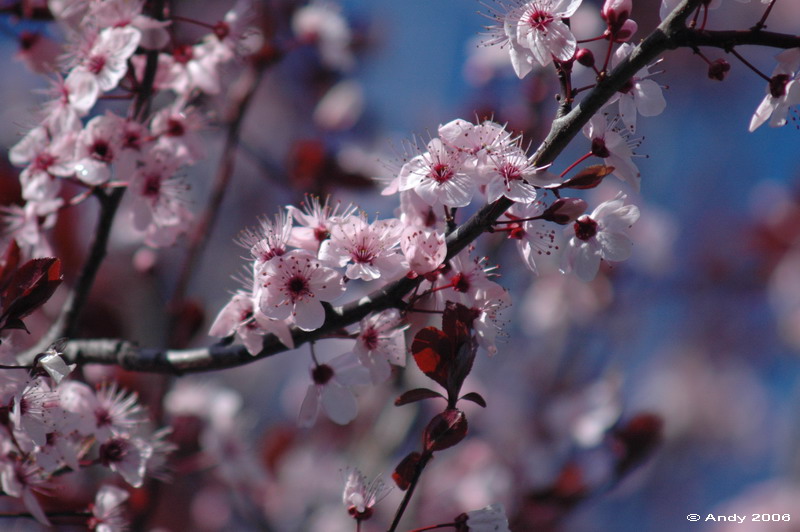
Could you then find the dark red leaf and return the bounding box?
[411,326,451,389]
[459,392,487,408]
[553,165,614,190]
[423,408,468,453]
[395,388,445,406]
[392,451,422,490]
[2,258,62,323]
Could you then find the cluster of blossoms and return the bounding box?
[6,0,258,257]
[0,343,171,526]
[211,115,646,428]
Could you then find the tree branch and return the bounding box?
[35,1,800,374]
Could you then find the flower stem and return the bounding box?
[387,452,432,532]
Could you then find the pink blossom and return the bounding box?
[73,112,125,185]
[749,48,800,132]
[89,484,130,532]
[319,214,405,281]
[258,250,345,331]
[583,114,641,190]
[74,27,141,93]
[562,193,640,281]
[292,0,355,72]
[151,105,207,165]
[611,43,667,132]
[238,211,293,267]
[401,225,447,277]
[504,201,564,274]
[0,459,51,525]
[480,144,542,204]
[209,291,294,354]
[353,309,407,384]
[342,467,391,521]
[127,146,190,242]
[490,0,583,78]
[398,138,475,208]
[462,503,511,532]
[92,384,145,443]
[298,352,370,427]
[287,195,357,252]
[99,435,153,488]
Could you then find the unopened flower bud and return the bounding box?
[541,198,588,225]
[602,0,632,35]
[707,58,730,81]
[575,48,594,68]
[613,19,638,42]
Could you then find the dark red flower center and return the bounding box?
[573,216,599,241]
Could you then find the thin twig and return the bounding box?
[167,61,267,343]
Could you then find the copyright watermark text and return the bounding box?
[686,513,792,524]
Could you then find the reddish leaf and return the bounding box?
[423,408,468,453]
[552,165,614,190]
[2,258,62,324]
[411,326,451,389]
[395,388,445,406]
[459,392,487,408]
[392,451,422,490]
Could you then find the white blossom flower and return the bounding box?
[562,193,640,281]
[749,48,800,132]
[610,43,667,132]
[342,467,391,520]
[298,353,370,427]
[257,250,345,331]
[398,138,474,208]
[319,214,405,281]
[89,484,130,532]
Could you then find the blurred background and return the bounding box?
[2,0,800,530]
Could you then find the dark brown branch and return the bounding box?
[31,1,800,374]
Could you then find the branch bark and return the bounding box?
[30,1,800,373]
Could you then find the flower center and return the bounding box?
[527,10,554,32]
[770,74,790,98]
[428,163,454,184]
[312,364,334,385]
[287,275,310,298]
[33,152,56,171]
[451,272,471,293]
[173,44,194,64]
[142,174,161,198]
[166,118,185,137]
[499,162,522,184]
[361,328,379,351]
[88,54,106,74]
[91,140,113,162]
[99,438,128,465]
[591,137,610,158]
[573,216,599,241]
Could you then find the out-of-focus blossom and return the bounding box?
[314,80,364,131]
[89,484,130,532]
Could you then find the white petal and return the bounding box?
[297,385,320,428]
[321,384,358,425]
[634,78,666,117]
[598,231,633,262]
[293,299,326,331]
